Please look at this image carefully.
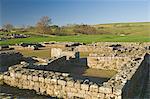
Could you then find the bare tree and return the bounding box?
[36,16,52,35]
[2,23,14,32]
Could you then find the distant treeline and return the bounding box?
[1,16,149,36]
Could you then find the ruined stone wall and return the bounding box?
[1,53,149,99]
[101,53,150,99]
[11,45,36,50]
[122,53,150,98]
[51,48,79,60]
[0,67,108,99]
[1,64,120,99]
[75,42,150,53]
[87,56,130,71]
[51,48,62,58]
[75,45,112,53]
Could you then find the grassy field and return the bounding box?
[0,34,149,45]
[0,22,149,45]
[94,22,150,36]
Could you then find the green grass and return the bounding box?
[94,22,150,36]
[0,22,149,45]
[0,34,149,45]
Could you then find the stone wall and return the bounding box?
[122,53,150,98]
[102,53,150,99]
[1,65,109,99]
[87,56,130,71]
[75,42,150,54]
[0,53,149,99]
[51,48,79,60]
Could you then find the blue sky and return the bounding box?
[0,0,150,26]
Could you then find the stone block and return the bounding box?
[97,93,105,99]
[99,86,112,94]
[47,84,54,90]
[64,86,71,92]
[116,95,122,99]
[29,81,34,90]
[44,77,51,83]
[81,84,89,91]
[34,81,40,88]
[15,72,22,78]
[113,89,122,96]
[74,81,81,89]
[18,83,23,89]
[46,89,54,96]
[51,78,57,84]
[27,75,33,80]
[54,84,62,90]
[32,76,39,82]
[34,86,40,93]
[67,80,74,87]
[70,87,78,93]
[0,74,4,80]
[3,75,9,81]
[40,87,46,95]
[10,72,16,78]
[39,76,45,83]
[90,84,99,92]
[58,79,66,86]
[22,74,27,80]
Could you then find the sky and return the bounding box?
[0,0,150,26]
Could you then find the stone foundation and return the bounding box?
[51,48,79,60]
[0,53,149,99]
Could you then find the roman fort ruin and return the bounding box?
[0,42,150,99]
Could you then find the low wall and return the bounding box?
[87,56,130,71]
[1,65,112,99]
[51,48,79,60]
[0,53,149,99]
[103,53,150,99]
[122,53,150,98]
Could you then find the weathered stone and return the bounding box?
[74,81,81,89]
[0,74,4,81]
[32,75,39,82]
[44,77,51,83]
[58,79,66,86]
[47,89,54,96]
[22,74,27,80]
[113,89,122,96]
[15,72,22,78]
[81,84,89,91]
[67,80,74,87]
[90,84,99,92]
[27,74,33,80]
[99,86,112,94]
[39,76,45,83]
[51,78,57,84]
[70,87,78,93]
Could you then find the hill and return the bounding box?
[92,22,150,36]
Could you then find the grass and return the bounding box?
[0,22,149,45]
[0,34,149,45]
[94,22,150,36]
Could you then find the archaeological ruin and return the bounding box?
[0,42,150,99]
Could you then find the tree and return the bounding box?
[2,23,13,32]
[36,16,52,34]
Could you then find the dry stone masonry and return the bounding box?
[0,42,150,99]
